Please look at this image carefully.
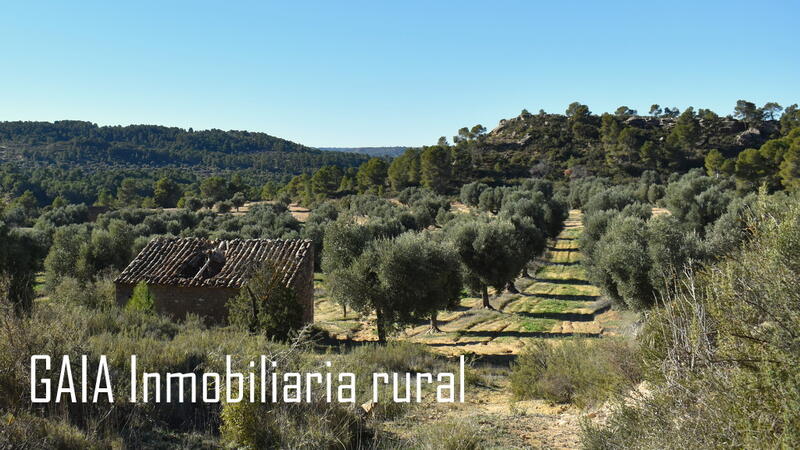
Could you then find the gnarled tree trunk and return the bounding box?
[376,307,387,343]
[481,285,494,309]
[428,311,442,333]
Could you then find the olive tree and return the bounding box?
[446,217,524,309]
[324,230,462,342]
[321,219,373,318]
[589,215,654,310]
[460,181,489,207]
[374,232,462,333]
[500,198,547,282]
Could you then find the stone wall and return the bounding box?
[115,283,239,324]
[289,245,315,324]
[115,246,315,324]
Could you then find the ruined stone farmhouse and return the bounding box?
[114,237,314,324]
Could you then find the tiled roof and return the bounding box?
[115,237,313,288]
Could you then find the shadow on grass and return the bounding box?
[453,329,602,339]
[534,277,592,285]
[511,310,596,322]
[520,292,599,302]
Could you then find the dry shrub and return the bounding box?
[348,341,443,374]
[583,193,800,448]
[0,282,379,448]
[510,338,641,408]
[48,274,116,310]
[414,419,485,450]
[220,399,371,449]
[0,412,108,449]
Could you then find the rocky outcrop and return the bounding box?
[735,127,762,147]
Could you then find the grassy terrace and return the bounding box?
[314,210,629,356]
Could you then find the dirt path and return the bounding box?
[382,373,584,448]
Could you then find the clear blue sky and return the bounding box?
[1,1,797,147]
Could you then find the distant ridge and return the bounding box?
[319,146,407,157]
[0,120,368,174]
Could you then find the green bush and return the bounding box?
[510,338,641,408]
[590,215,654,310]
[50,275,116,309]
[125,281,155,312]
[227,262,303,341]
[583,192,800,448]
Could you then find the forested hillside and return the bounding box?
[0,121,366,171]
[0,121,368,208]
[274,100,800,207]
[426,101,800,184]
[319,147,407,157]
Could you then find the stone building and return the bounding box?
[114,237,314,324]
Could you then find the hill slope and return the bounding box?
[444,106,784,182]
[0,120,368,174]
[319,146,407,157]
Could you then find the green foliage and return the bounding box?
[704,148,726,176]
[590,215,654,309]
[355,157,389,193]
[214,200,233,213]
[388,148,421,191]
[0,413,103,449]
[582,186,637,218]
[321,219,372,275]
[459,181,488,207]
[0,223,45,312]
[153,177,182,207]
[646,215,703,287]
[220,399,368,449]
[310,165,344,196]
[667,107,700,157]
[733,99,763,126]
[34,203,89,230]
[200,176,230,202]
[227,262,303,341]
[510,338,641,408]
[584,192,800,448]
[43,224,91,290]
[50,275,115,310]
[325,229,462,341]
[125,282,154,312]
[347,341,442,374]
[420,145,451,193]
[477,187,505,213]
[0,121,366,193]
[44,218,136,290]
[780,103,800,134]
[446,217,524,307]
[663,169,734,233]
